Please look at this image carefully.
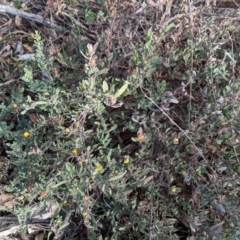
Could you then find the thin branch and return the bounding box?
[0,4,53,27]
[0,79,17,88]
[142,87,207,161]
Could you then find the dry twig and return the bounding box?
[0,4,53,27]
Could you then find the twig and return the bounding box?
[160,0,173,24]
[0,79,17,88]
[141,87,207,161]
[0,4,53,27]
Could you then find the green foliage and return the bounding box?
[12,0,26,9]
[1,3,240,240]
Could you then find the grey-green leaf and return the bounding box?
[108,171,127,181]
[102,80,109,93]
[164,23,175,33]
[114,82,128,98]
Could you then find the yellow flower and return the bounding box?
[114,170,119,174]
[95,163,103,171]
[124,158,130,165]
[137,133,145,141]
[65,128,71,133]
[82,211,87,217]
[171,186,177,193]
[173,137,179,144]
[71,149,78,155]
[23,131,30,138]
[181,170,186,176]
[56,219,62,225]
[219,119,226,125]
[12,103,18,109]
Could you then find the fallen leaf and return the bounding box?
[35,232,45,240]
[169,97,179,104]
[192,190,201,207]
[15,15,22,28]
[208,145,217,153]
[0,193,15,205]
[144,176,153,185]
[46,0,63,7]
[146,0,166,7]
[28,199,59,234]
[0,193,15,209]
[29,113,40,124]
[22,44,34,53]
[0,225,21,237]
[209,221,224,235]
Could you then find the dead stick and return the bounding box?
[0,4,53,27]
[0,79,17,88]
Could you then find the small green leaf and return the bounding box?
[32,101,48,108]
[214,203,226,213]
[65,162,74,172]
[51,180,67,188]
[33,101,48,105]
[108,171,127,181]
[145,40,151,49]
[145,27,152,49]
[98,68,109,75]
[58,222,69,231]
[146,27,152,39]
[164,23,175,33]
[55,88,60,94]
[114,82,128,98]
[52,95,59,105]
[27,95,32,103]
[102,80,109,93]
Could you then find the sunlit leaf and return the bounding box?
[114,82,128,98]
[164,23,175,33]
[108,171,127,181]
[102,80,109,93]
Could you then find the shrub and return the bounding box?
[1,2,240,240]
